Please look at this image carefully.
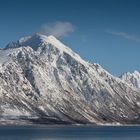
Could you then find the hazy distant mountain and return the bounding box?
[0,33,140,125]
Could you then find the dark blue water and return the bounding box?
[0,125,140,140]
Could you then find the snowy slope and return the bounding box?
[120,71,140,89]
[0,33,140,124]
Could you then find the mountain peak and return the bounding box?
[133,70,140,75]
[5,33,67,51]
[3,33,86,65]
[121,70,140,89]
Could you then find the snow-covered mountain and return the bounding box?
[0,33,140,125]
[120,71,140,89]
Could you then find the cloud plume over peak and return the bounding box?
[39,21,75,38]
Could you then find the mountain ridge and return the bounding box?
[0,33,140,125]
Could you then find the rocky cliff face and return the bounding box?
[0,33,140,124]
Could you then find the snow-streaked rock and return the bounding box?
[120,71,140,89]
[0,33,140,124]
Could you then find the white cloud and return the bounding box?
[107,30,140,42]
[39,21,75,38]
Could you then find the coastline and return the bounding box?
[1,118,140,127]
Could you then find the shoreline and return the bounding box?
[1,119,140,127]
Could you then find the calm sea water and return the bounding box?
[0,125,140,140]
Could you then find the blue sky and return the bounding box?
[0,0,140,76]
